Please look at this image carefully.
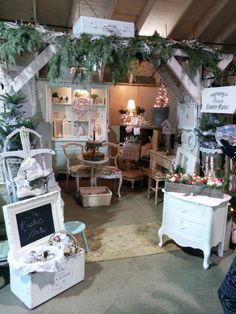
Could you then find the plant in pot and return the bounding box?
[0,91,41,150]
[91,93,99,104]
[118,108,128,123]
[135,106,146,116]
[52,92,59,103]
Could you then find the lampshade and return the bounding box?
[127,99,136,110]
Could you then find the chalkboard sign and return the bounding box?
[16,203,55,247]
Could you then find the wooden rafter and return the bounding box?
[166,51,233,104]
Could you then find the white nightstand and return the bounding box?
[158,190,231,270]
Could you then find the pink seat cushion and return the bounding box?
[70,165,91,175]
[97,166,122,176]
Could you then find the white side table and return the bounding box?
[158,190,231,270]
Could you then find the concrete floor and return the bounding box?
[0,179,234,313]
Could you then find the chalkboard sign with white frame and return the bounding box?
[3,191,64,251]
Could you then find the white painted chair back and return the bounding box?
[0,127,55,203]
[174,147,197,175]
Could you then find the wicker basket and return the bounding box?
[48,230,80,257]
[79,186,112,207]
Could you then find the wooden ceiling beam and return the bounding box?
[213,17,236,44]
[136,0,155,34]
[168,0,195,37]
[186,0,231,39]
[32,0,37,22]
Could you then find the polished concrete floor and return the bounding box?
[0,178,234,314]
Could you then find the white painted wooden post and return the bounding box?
[9,44,57,92]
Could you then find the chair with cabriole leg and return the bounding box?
[94,142,123,198]
[147,148,197,205]
[63,142,91,195]
[121,142,146,190]
[147,150,175,205]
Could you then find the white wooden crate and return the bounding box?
[9,252,85,309]
[73,16,134,37]
[3,191,85,309]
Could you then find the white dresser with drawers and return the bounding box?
[158,190,231,269]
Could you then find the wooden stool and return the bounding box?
[64,221,90,252]
[122,169,146,190]
[147,172,165,205]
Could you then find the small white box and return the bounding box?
[73,16,134,37]
[80,186,112,207]
[3,191,85,309]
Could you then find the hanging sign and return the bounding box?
[201,86,236,113]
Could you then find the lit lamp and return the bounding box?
[127,99,136,116]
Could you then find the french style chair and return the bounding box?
[63,142,91,195]
[94,142,123,198]
[121,142,146,190]
[0,127,56,203]
[147,147,197,205]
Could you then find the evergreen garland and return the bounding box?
[0,21,223,84]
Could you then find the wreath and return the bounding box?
[71,96,91,117]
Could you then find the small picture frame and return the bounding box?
[63,121,72,137]
[74,121,89,138]
[53,119,63,138]
[98,97,104,105]
[177,103,197,130]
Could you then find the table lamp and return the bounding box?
[127,99,136,116]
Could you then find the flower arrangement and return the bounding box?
[165,172,225,190]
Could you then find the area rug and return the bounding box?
[85,223,179,263]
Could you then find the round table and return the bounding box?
[78,154,109,186]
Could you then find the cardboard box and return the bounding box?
[3,191,85,309]
[80,186,112,207]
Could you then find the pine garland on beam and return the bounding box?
[0,21,223,84]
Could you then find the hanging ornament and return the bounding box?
[154,82,168,108]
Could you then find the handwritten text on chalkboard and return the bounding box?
[16,203,55,247]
